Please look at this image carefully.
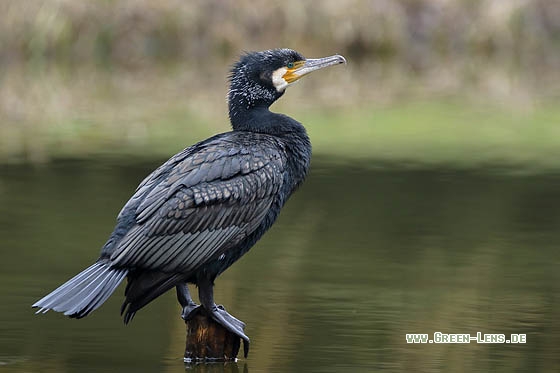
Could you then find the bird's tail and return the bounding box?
[32,261,128,319]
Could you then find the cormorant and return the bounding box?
[32,49,346,356]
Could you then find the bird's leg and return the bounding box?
[176,283,199,321]
[198,276,250,357]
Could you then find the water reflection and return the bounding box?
[185,361,248,373]
[1,158,559,372]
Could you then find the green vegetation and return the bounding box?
[303,101,560,171]
[2,1,558,72]
[3,93,560,173]
[1,1,558,171]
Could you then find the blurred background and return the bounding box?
[1,0,559,165]
[1,1,560,372]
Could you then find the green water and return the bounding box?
[1,158,559,372]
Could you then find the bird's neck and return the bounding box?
[229,106,307,142]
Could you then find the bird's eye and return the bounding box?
[287,62,294,69]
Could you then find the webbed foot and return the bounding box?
[206,303,250,358]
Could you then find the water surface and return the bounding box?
[1,158,559,372]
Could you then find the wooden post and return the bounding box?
[184,308,242,362]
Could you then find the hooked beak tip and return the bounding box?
[335,55,347,65]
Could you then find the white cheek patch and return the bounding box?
[272,67,289,92]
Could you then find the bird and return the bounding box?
[32,48,346,357]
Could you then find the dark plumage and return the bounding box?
[33,49,346,356]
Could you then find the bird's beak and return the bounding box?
[283,54,347,84]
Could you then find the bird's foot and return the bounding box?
[213,304,247,330]
[180,301,200,321]
[181,304,247,339]
[208,304,250,357]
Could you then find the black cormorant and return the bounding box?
[33,49,346,356]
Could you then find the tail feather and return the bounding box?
[32,261,128,318]
[34,263,101,312]
[81,269,126,316]
[54,264,112,314]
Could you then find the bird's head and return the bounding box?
[228,49,346,116]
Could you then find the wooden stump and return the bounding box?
[184,308,241,362]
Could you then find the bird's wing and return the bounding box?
[110,135,286,273]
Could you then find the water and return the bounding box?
[1,158,559,372]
